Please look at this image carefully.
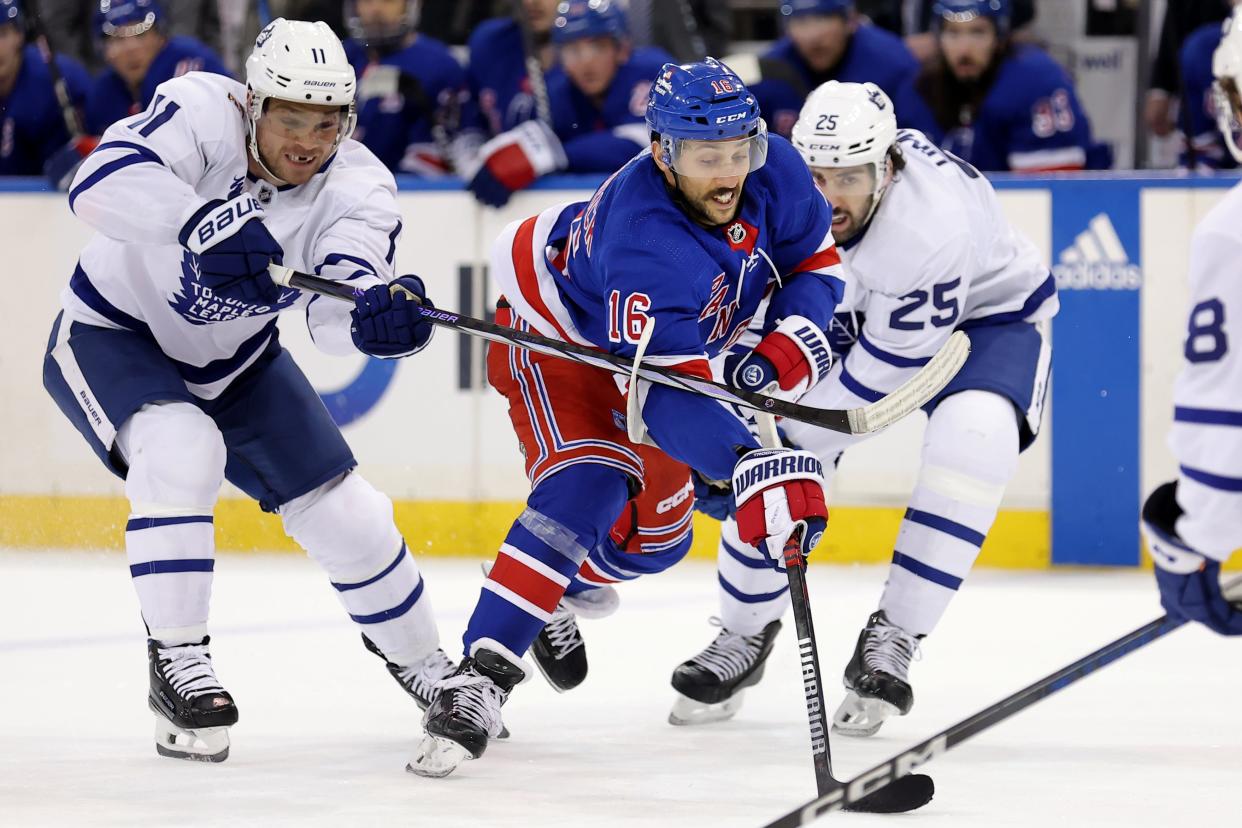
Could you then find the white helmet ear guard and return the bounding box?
[244,18,358,182]
[791,80,897,224]
[1213,8,1242,165]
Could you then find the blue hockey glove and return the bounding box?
[1142,481,1242,636]
[180,195,284,305]
[350,275,436,359]
[692,471,733,521]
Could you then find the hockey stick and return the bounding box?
[760,573,1242,826]
[511,0,553,125]
[755,414,934,814]
[269,266,970,436]
[26,0,85,138]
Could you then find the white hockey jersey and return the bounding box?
[788,130,1055,414]
[61,72,400,399]
[1168,182,1242,560]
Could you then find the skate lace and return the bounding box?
[438,672,506,737]
[688,617,764,682]
[543,608,584,660]
[158,643,224,700]
[395,649,456,698]
[861,621,921,681]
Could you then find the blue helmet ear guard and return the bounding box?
[552,0,628,45]
[646,58,768,173]
[931,0,1011,39]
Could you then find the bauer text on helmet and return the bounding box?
[245,19,358,186]
[792,81,897,242]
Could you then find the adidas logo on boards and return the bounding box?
[1052,213,1142,290]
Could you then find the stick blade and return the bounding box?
[844,773,935,814]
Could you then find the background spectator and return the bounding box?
[748,0,920,138]
[84,0,230,135]
[0,0,92,177]
[1144,0,1230,143]
[344,0,481,176]
[627,0,732,64]
[467,0,559,137]
[895,0,1108,172]
[1178,0,1241,170]
[40,0,221,74]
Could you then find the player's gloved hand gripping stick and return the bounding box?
[270,265,971,436]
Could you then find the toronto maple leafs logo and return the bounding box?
[168,251,299,325]
[868,87,887,111]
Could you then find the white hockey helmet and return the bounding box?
[244,18,358,181]
[791,80,897,224]
[1213,8,1242,164]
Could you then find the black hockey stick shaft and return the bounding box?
[511,0,553,125]
[761,574,1242,827]
[26,0,85,137]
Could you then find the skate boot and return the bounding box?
[362,635,457,709]
[407,648,527,778]
[147,636,238,762]
[668,618,781,726]
[832,610,922,738]
[529,586,617,693]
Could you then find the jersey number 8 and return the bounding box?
[1185,298,1228,363]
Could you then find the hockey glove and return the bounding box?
[44,134,99,192]
[1142,482,1242,636]
[725,316,833,402]
[467,120,567,208]
[692,471,733,521]
[351,275,436,359]
[180,194,284,305]
[732,447,828,570]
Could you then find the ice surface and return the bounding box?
[1,551,1238,828]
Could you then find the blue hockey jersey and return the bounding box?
[894,44,1104,172]
[84,35,230,135]
[0,44,91,176]
[545,47,670,173]
[344,35,480,175]
[491,136,847,479]
[1179,22,1235,171]
[752,24,920,137]
[467,18,545,137]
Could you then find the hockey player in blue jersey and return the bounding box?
[343,0,483,176]
[465,0,670,207]
[669,81,1057,735]
[0,0,92,177]
[743,0,919,138]
[893,0,1108,172]
[409,58,847,777]
[84,0,231,136]
[43,19,455,764]
[466,0,559,138]
[1141,7,1242,637]
[1179,10,1238,171]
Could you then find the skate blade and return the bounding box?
[406,734,472,778]
[832,691,900,738]
[153,717,231,762]
[667,690,745,726]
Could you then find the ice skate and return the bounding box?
[668,619,781,726]
[833,610,922,738]
[362,634,456,709]
[407,648,526,778]
[529,586,617,692]
[147,636,238,762]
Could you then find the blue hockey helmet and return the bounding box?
[932,0,1010,38]
[646,57,768,178]
[96,0,163,39]
[552,0,628,45]
[0,0,23,31]
[780,0,853,19]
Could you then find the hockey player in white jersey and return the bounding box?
[670,81,1058,734]
[1140,10,1242,636]
[41,19,454,762]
